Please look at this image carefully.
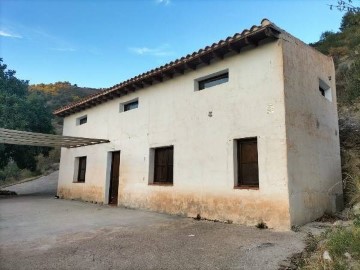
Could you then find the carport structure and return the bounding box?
[0,128,110,148]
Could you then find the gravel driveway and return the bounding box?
[0,172,304,270]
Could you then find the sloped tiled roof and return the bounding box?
[54,19,283,117]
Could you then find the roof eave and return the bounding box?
[54,23,281,117]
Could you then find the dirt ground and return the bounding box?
[0,172,305,270]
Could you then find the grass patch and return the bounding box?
[346,174,360,206]
[299,218,360,270]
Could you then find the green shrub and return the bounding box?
[35,148,60,174]
[326,226,360,264]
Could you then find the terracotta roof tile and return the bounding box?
[54,19,282,117]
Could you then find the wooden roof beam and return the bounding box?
[134,82,144,89]
[153,75,163,82]
[162,71,174,79]
[212,50,224,60]
[244,36,258,47]
[227,43,241,53]
[173,66,185,75]
[125,85,136,92]
[143,79,153,86]
[199,56,211,65]
[185,62,197,71]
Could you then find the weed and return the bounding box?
[304,233,319,253]
[345,173,360,206]
[315,212,338,223]
[256,221,268,229]
[354,215,360,227]
[291,225,301,232]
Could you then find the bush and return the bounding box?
[0,162,35,185]
[36,148,60,174]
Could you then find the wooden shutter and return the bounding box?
[154,146,173,183]
[237,138,259,187]
[77,156,87,182]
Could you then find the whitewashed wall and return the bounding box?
[59,40,292,230]
[282,35,343,226]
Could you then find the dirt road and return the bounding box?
[0,172,304,270]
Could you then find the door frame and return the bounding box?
[104,150,121,205]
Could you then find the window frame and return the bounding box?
[318,78,332,102]
[235,137,259,189]
[120,98,139,113]
[76,156,87,183]
[76,115,87,126]
[150,146,174,185]
[195,70,229,91]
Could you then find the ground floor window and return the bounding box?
[236,138,259,188]
[153,146,173,184]
[77,156,87,182]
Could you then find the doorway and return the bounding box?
[108,151,120,205]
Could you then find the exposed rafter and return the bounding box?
[0,128,110,148]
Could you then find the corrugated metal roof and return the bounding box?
[54,19,283,117]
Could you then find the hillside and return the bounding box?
[0,80,101,184]
[29,82,100,134]
[311,11,360,203]
[29,81,99,114]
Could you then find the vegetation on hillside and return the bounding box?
[29,81,98,113]
[0,60,100,185]
[311,11,360,104]
[311,11,360,207]
[0,58,53,173]
[294,10,360,270]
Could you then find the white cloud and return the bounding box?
[0,30,22,38]
[129,44,173,57]
[156,0,171,5]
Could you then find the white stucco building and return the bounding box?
[54,19,343,230]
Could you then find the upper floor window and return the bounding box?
[120,98,139,112]
[197,71,229,91]
[76,115,87,125]
[319,79,332,102]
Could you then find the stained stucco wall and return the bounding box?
[58,40,291,230]
[281,35,343,226]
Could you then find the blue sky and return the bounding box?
[0,0,344,88]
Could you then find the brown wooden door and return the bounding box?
[237,138,259,187]
[109,151,120,205]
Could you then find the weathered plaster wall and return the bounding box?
[281,35,343,226]
[58,40,291,230]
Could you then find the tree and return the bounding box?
[329,0,360,12]
[0,58,53,171]
[340,10,360,30]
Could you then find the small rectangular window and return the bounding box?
[120,98,139,112]
[76,115,87,125]
[198,72,228,90]
[319,86,325,97]
[77,156,87,182]
[153,146,173,184]
[236,138,259,188]
[124,100,138,111]
[319,79,332,102]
